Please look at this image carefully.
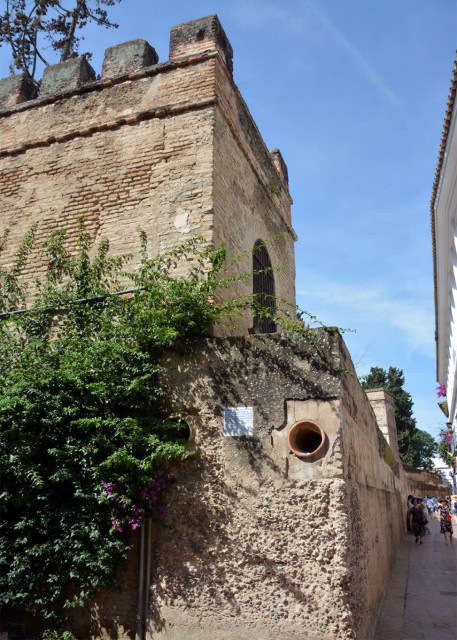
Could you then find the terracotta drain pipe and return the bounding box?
[288,420,326,458]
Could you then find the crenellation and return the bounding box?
[101,39,159,79]
[169,15,233,76]
[40,56,96,97]
[0,73,37,108]
[270,148,289,186]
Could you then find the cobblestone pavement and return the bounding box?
[373,514,457,640]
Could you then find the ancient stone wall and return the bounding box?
[364,388,398,455]
[403,467,450,497]
[67,332,413,640]
[150,332,410,640]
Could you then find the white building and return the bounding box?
[432,457,454,489]
[431,57,457,494]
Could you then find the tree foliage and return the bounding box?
[410,429,437,470]
[0,0,122,84]
[0,222,333,622]
[360,366,436,469]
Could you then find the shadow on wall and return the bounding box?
[2,332,341,639]
[144,468,333,638]
[135,335,348,638]
[162,334,339,425]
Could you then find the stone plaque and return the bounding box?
[224,407,253,436]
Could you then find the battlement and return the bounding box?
[0,15,234,108]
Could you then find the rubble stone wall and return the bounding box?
[336,346,408,639]
[96,332,408,640]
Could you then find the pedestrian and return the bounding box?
[406,494,414,533]
[409,498,426,544]
[425,495,434,516]
[419,498,431,535]
[451,495,457,515]
[438,499,454,545]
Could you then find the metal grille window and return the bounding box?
[253,240,276,333]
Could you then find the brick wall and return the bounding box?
[0,15,296,331]
[0,59,216,282]
[212,58,296,334]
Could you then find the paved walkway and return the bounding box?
[374,514,457,640]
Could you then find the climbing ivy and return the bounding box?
[0,221,342,622]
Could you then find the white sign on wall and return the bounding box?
[223,407,254,436]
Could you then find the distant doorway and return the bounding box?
[252,240,276,333]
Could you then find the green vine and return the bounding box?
[0,221,349,623]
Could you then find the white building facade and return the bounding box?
[432,59,457,493]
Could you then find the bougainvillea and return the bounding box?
[437,428,455,469]
[0,222,334,622]
[437,383,447,398]
[103,477,171,532]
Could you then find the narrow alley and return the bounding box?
[374,515,457,640]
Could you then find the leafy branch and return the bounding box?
[0,1,122,85]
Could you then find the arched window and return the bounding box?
[253,240,276,333]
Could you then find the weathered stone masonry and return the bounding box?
[62,330,413,640]
[146,332,411,640]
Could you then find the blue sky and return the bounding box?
[1,0,456,441]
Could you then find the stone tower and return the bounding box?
[0,14,296,335]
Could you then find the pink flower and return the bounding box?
[437,384,447,398]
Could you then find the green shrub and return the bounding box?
[0,222,341,620]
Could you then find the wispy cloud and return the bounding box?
[229,0,400,107]
[307,1,400,107]
[227,1,309,34]
[297,272,434,358]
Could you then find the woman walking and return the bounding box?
[409,498,426,544]
[438,499,454,545]
[406,494,414,533]
[452,495,457,515]
[419,498,431,535]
